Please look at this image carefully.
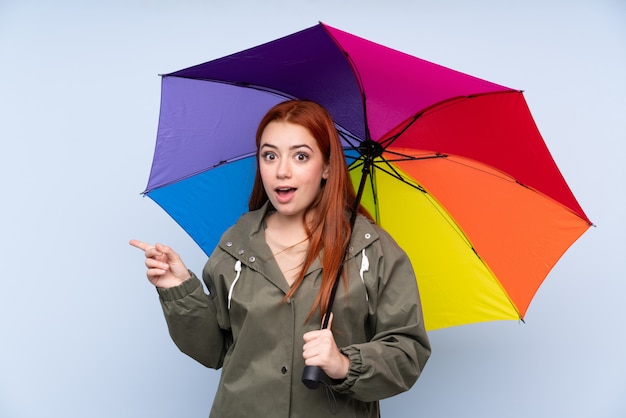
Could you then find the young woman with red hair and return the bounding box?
[131,100,430,417]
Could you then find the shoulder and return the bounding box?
[352,215,403,252]
[219,205,267,244]
[352,215,397,246]
[206,205,268,266]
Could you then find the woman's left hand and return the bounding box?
[302,314,350,380]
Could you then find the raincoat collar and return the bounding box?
[217,202,380,293]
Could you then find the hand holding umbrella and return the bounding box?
[129,240,190,289]
[302,314,350,382]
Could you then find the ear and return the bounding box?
[322,164,330,179]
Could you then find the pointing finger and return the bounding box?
[129,239,152,251]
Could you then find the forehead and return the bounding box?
[260,121,317,147]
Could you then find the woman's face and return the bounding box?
[259,121,329,220]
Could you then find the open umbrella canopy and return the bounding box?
[144,22,592,331]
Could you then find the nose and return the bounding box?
[276,158,291,178]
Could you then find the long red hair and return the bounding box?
[249,100,368,320]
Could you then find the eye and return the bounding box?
[295,152,309,162]
[261,151,276,161]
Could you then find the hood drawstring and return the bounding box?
[227,250,368,308]
[228,260,242,310]
[359,249,369,302]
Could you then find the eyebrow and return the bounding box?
[260,143,314,151]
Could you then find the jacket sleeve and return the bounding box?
[157,270,229,369]
[331,228,431,401]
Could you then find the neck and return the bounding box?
[265,212,307,243]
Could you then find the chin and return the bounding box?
[272,205,306,218]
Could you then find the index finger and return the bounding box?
[129,239,152,251]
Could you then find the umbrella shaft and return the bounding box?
[323,156,373,329]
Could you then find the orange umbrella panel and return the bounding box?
[349,151,590,331]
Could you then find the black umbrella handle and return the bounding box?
[301,262,343,390]
[302,365,327,389]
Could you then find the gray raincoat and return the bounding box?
[157,204,430,417]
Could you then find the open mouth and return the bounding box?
[276,187,296,195]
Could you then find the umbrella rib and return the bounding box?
[338,129,365,151]
[166,75,300,101]
[143,151,256,194]
[370,164,478,253]
[383,149,447,163]
[371,163,427,194]
[368,154,446,189]
[444,155,525,185]
[378,91,520,149]
[167,75,369,150]
[322,26,373,143]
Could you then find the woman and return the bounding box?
[130,100,430,417]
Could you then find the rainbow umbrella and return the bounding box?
[143,23,592,331]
